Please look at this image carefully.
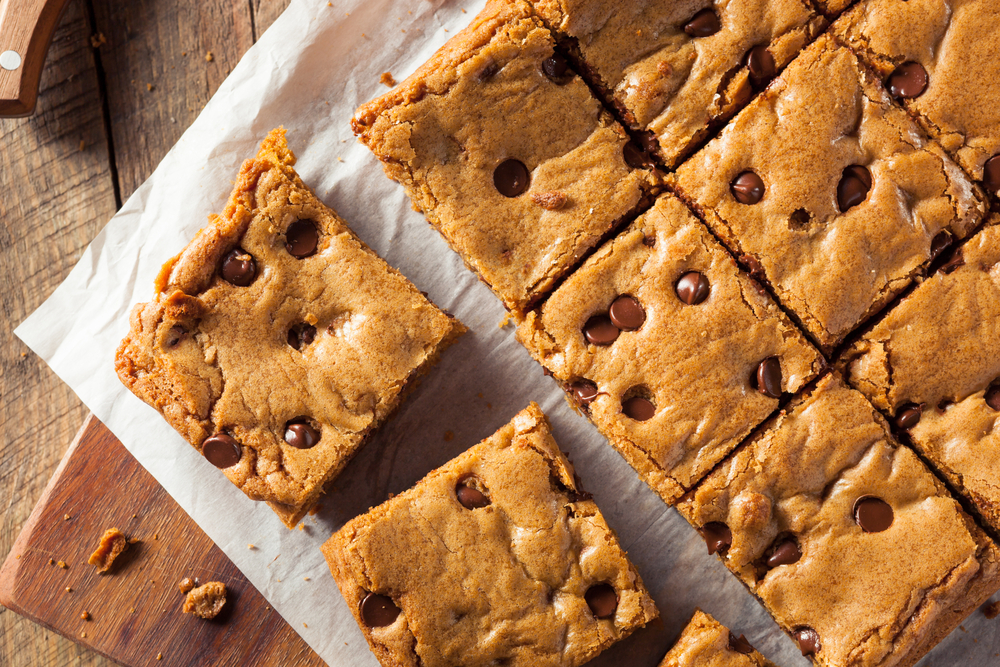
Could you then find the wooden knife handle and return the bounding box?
[0,0,73,117]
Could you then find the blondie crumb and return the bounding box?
[178,577,195,594]
[88,528,128,573]
[183,582,227,619]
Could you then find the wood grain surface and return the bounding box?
[0,415,323,667]
[0,0,290,665]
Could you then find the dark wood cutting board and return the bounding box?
[0,414,325,666]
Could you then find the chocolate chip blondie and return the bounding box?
[833,0,1000,205]
[322,402,657,667]
[527,0,826,168]
[115,129,464,528]
[517,194,823,506]
[678,373,1000,667]
[670,34,984,352]
[660,609,774,667]
[352,0,660,315]
[843,223,1000,534]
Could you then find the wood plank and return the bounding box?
[0,416,325,667]
[0,0,118,665]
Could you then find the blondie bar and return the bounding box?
[659,609,775,667]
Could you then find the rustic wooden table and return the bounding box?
[0,1,291,663]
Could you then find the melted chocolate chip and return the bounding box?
[287,323,317,351]
[456,479,491,509]
[202,433,242,469]
[622,395,655,421]
[888,62,928,99]
[584,583,618,618]
[837,165,872,212]
[930,230,953,260]
[731,171,765,204]
[854,496,894,533]
[571,379,599,406]
[940,249,965,274]
[766,537,801,568]
[986,383,1000,411]
[676,271,710,305]
[284,420,320,449]
[794,627,821,657]
[728,632,754,655]
[756,357,782,398]
[683,8,721,37]
[623,141,648,169]
[221,249,257,286]
[744,46,776,88]
[166,325,186,348]
[494,159,530,197]
[984,155,1000,195]
[542,54,573,84]
[285,220,319,259]
[895,403,923,430]
[360,592,401,628]
[583,315,619,346]
[609,295,645,330]
[702,521,732,555]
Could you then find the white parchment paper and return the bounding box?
[16,0,999,664]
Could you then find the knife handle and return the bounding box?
[0,0,73,117]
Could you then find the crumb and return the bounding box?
[57,561,68,569]
[157,653,163,661]
[444,431,454,442]
[80,611,90,621]
[88,528,128,573]
[130,608,136,614]
[90,32,106,48]
[183,582,227,619]
[304,623,308,628]
[303,577,310,581]
[20,352,26,357]
[985,601,1000,619]
[131,514,137,519]
[128,537,140,544]
[48,558,54,565]
[153,533,159,540]
[248,544,256,550]
[147,83,154,92]
[64,514,71,521]
[477,392,484,399]
[337,157,344,163]
[498,312,513,328]
[205,51,214,62]
[178,577,195,594]
[380,71,396,87]
[297,524,304,531]
[81,631,87,638]
[65,587,72,593]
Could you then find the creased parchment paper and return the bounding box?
[15,0,999,664]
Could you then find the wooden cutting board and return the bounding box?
[0,414,325,666]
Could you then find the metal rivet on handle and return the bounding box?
[0,50,22,71]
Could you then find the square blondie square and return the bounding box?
[844,222,1000,533]
[352,0,660,315]
[528,0,826,167]
[517,194,823,506]
[834,0,1000,204]
[678,373,1000,667]
[671,34,984,352]
[660,609,775,667]
[115,129,465,528]
[322,403,657,667]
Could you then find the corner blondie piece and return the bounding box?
[517,194,823,505]
[670,34,984,352]
[844,223,1000,533]
[528,0,825,167]
[322,403,657,667]
[678,374,1000,667]
[352,0,660,315]
[115,129,464,528]
[660,609,774,667]
[834,0,1000,204]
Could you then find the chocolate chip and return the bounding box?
[794,627,821,657]
[583,315,619,345]
[731,171,764,204]
[683,8,721,37]
[701,521,732,555]
[642,235,656,247]
[728,632,754,655]
[494,159,530,197]
[166,325,186,348]
[584,583,618,618]
[837,165,872,212]
[888,62,928,99]
[940,249,965,274]
[744,46,776,88]
[221,249,257,286]
[623,141,648,169]
[287,323,317,351]
[854,496,894,533]
[570,379,599,406]
[359,592,401,628]
[930,230,953,260]
[986,383,1000,411]
[766,537,801,568]
[984,155,1000,195]
[284,420,320,449]
[895,403,922,430]
[202,433,241,469]
[542,54,572,84]
[622,395,655,421]
[676,271,710,305]
[609,295,645,330]
[756,357,782,398]
[285,220,319,259]
[456,477,491,510]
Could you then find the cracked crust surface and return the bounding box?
[678,374,1000,667]
[352,0,660,315]
[670,34,984,352]
[528,0,826,167]
[844,223,1000,533]
[321,402,657,667]
[115,129,464,527]
[659,609,775,667]
[833,0,1000,189]
[516,194,823,505]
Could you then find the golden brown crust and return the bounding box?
[659,609,775,667]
